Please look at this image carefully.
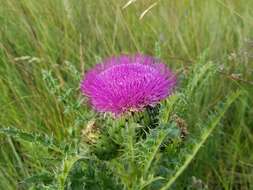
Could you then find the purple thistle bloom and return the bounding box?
[81,54,176,115]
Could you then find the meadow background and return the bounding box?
[0,0,253,189]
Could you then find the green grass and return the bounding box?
[0,0,253,189]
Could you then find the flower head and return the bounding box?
[81,54,176,115]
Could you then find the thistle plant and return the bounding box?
[0,53,242,190]
[0,1,252,189]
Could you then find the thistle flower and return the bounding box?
[81,54,176,115]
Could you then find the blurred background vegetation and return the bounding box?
[0,0,252,189]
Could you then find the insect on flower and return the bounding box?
[81,54,176,116]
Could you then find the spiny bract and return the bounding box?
[81,54,176,115]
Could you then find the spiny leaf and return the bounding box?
[0,127,61,152]
[160,90,242,190]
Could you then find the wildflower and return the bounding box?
[81,54,176,115]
